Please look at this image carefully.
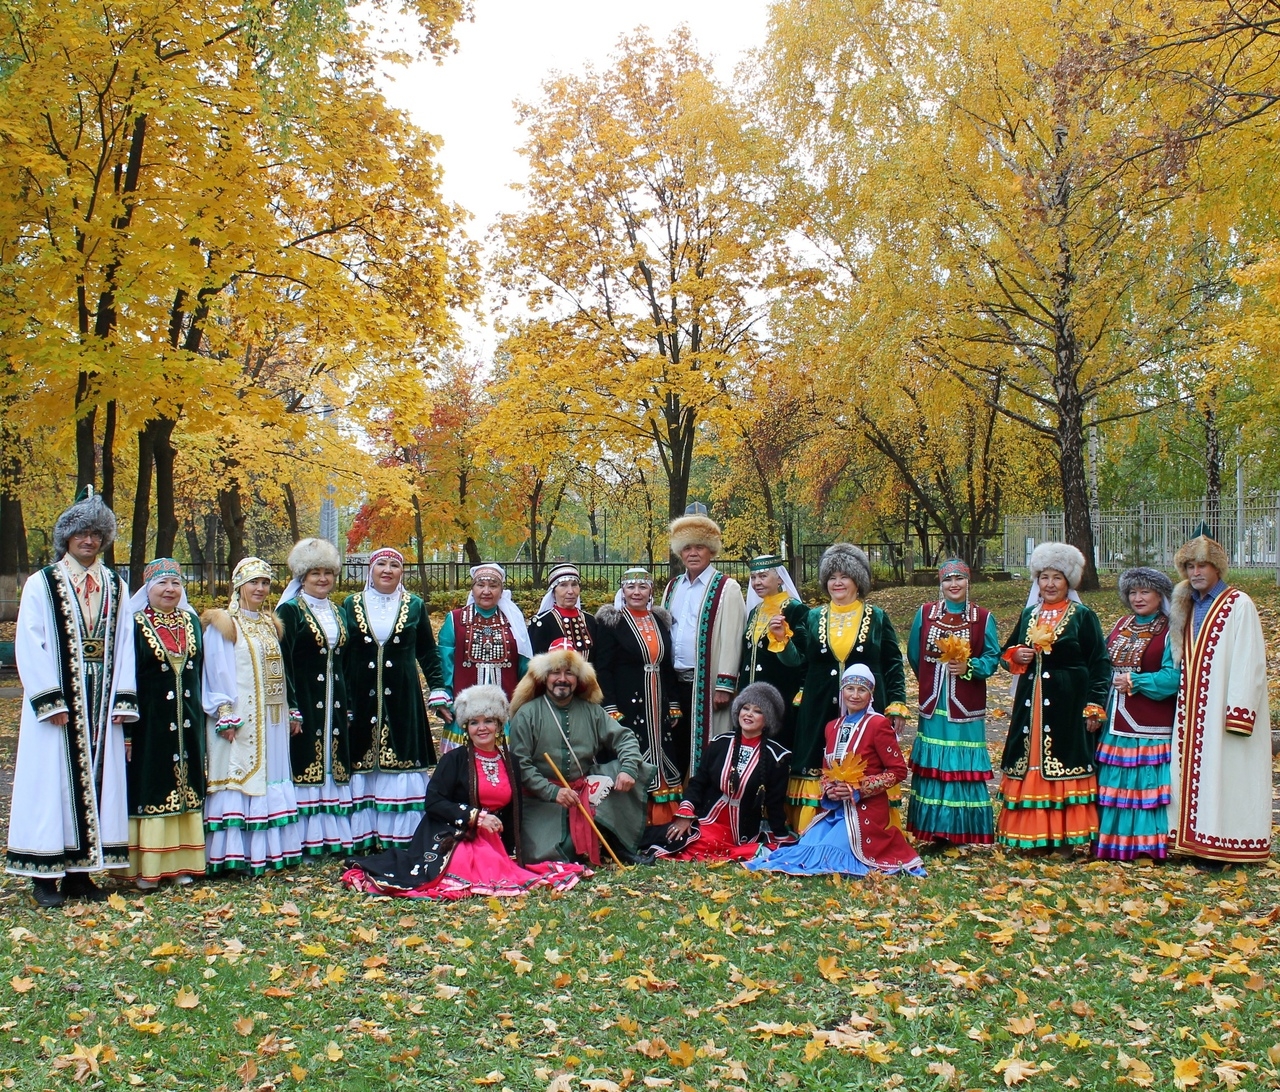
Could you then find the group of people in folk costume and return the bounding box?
[4,490,1271,908]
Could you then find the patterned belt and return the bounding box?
[81,639,105,662]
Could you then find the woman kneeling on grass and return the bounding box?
[342,685,584,898]
[746,665,924,878]
[642,682,795,860]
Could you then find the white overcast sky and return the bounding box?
[377,0,774,247]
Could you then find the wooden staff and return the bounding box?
[542,752,626,869]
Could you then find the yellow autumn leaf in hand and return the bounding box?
[1171,1057,1203,1089]
[935,633,971,666]
[1025,619,1057,654]
[826,752,867,786]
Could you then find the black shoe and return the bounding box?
[1192,857,1227,873]
[32,879,65,909]
[61,873,108,902]
[614,846,658,866]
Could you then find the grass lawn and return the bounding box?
[1,575,1278,1091]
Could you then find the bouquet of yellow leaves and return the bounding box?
[825,751,868,786]
[935,633,971,667]
[1025,618,1058,654]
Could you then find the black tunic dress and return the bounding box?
[346,745,524,889]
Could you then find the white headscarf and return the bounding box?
[124,559,193,615]
[744,564,801,612]
[838,663,879,718]
[467,563,533,658]
[613,568,655,610]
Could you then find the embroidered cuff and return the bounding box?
[1224,706,1257,736]
[604,705,624,722]
[675,801,697,819]
[427,689,450,709]
[288,709,303,725]
[668,703,682,719]
[792,689,803,707]
[715,674,736,692]
[1001,647,1029,675]
[31,689,68,720]
[113,692,139,719]
[884,702,909,719]
[216,713,243,732]
[1083,704,1107,720]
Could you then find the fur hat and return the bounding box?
[287,537,341,580]
[669,514,722,557]
[1029,542,1086,589]
[453,684,510,728]
[1173,534,1229,578]
[1117,566,1173,607]
[819,543,871,598]
[53,486,117,560]
[509,645,604,715]
[730,682,785,738]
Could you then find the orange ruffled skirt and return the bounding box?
[997,695,1098,850]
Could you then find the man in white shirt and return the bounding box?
[660,509,745,781]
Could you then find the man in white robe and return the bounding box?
[1167,532,1272,869]
[5,488,138,906]
[661,509,745,781]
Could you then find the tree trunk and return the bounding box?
[282,483,301,544]
[218,485,247,570]
[101,400,117,568]
[152,417,178,557]
[588,508,601,562]
[75,373,97,495]
[1056,389,1100,589]
[411,494,429,594]
[0,492,25,622]
[184,516,205,590]
[1203,404,1222,540]
[129,424,157,589]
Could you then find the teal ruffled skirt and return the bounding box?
[906,713,995,845]
[1095,726,1170,860]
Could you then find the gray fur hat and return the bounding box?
[453,684,510,728]
[1117,566,1173,607]
[53,486,117,560]
[1029,542,1086,589]
[819,543,871,598]
[287,537,340,579]
[730,682,786,738]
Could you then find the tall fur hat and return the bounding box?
[509,645,604,715]
[1117,566,1173,607]
[669,514,722,557]
[453,684,510,728]
[730,682,785,738]
[53,486,117,560]
[819,543,871,598]
[1173,534,1229,578]
[287,537,341,579]
[1029,542,1086,590]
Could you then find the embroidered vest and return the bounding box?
[452,605,519,697]
[917,602,989,722]
[1107,615,1175,737]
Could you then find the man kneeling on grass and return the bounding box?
[508,639,655,866]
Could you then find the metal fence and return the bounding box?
[1001,494,1280,574]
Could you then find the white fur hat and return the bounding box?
[287,537,340,580]
[453,685,510,728]
[1029,542,1086,590]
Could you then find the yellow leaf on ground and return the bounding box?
[325,1042,343,1062]
[233,1016,255,1037]
[816,955,846,982]
[803,1038,827,1062]
[290,1063,307,1081]
[615,1015,639,1034]
[1172,1056,1203,1089]
[149,943,183,957]
[666,1042,696,1068]
[1156,941,1184,958]
[697,905,721,928]
[473,1071,504,1085]
[1006,1016,1036,1035]
[863,1040,893,1064]
[299,943,327,958]
[1116,1050,1154,1088]
[174,986,198,1009]
[237,1058,259,1083]
[10,977,34,994]
[994,1057,1041,1085]
[503,950,533,975]
[107,893,128,911]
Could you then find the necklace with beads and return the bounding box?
[476,751,503,786]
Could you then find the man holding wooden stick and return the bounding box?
[508,639,654,865]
